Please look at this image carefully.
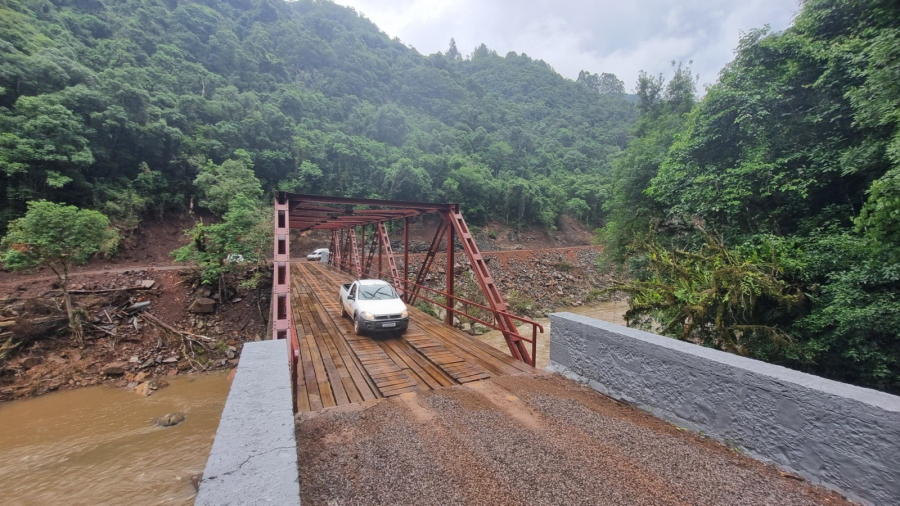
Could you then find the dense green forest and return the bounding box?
[604,0,900,393]
[2,0,899,394]
[0,0,635,232]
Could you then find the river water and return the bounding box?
[478,300,629,369]
[0,372,231,506]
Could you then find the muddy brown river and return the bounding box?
[0,372,230,506]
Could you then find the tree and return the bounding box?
[447,38,461,60]
[194,150,263,216]
[1,201,118,343]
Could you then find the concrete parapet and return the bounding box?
[549,313,900,505]
[196,340,300,506]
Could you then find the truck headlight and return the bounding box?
[359,311,375,320]
[400,309,408,319]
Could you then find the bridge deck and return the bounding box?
[290,262,534,412]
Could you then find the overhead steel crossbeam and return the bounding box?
[280,191,449,232]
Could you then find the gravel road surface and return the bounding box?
[296,374,850,505]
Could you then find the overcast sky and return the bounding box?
[331,0,801,90]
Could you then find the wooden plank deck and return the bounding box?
[290,262,534,412]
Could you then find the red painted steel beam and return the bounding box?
[364,230,378,278]
[281,192,455,211]
[403,217,410,302]
[377,222,402,290]
[446,219,454,327]
[407,221,446,305]
[348,226,362,278]
[443,209,532,365]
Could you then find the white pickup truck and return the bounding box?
[339,279,409,335]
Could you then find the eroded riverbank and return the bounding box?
[0,372,230,506]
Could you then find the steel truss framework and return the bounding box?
[271,192,542,381]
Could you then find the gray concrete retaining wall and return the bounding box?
[548,313,900,505]
[196,340,300,506]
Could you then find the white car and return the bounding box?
[306,248,329,261]
[339,279,409,335]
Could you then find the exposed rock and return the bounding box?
[21,356,43,369]
[189,297,216,313]
[133,382,151,396]
[196,287,212,298]
[156,413,186,427]
[139,279,156,289]
[226,350,235,360]
[102,362,128,376]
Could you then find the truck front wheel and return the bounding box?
[353,315,364,336]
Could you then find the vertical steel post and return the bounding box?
[273,197,291,340]
[446,219,454,327]
[361,225,366,276]
[403,217,410,301]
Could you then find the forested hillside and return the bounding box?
[0,0,635,231]
[603,0,900,393]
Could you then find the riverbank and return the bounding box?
[0,266,267,402]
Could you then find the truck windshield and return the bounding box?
[359,285,399,300]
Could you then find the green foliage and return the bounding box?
[194,150,263,216]
[1,200,118,274]
[1,200,118,343]
[173,195,271,286]
[0,0,636,229]
[856,167,900,252]
[617,226,804,358]
[601,0,900,393]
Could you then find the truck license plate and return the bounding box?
[382,322,396,328]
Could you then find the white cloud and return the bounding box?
[333,0,800,89]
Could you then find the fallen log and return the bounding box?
[68,286,154,294]
[138,313,215,342]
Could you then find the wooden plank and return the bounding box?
[303,289,361,405]
[380,339,449,389]
[298,332,324,411]
[292,329,311,413]
[304,324,337,409]
[293,264,380,402]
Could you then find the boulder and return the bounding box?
[156,413,186,427]
[21,356,43,369]
[133,382,151,396]
[102,362,128,376]
[189,297,216,313]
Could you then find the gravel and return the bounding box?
[296,374,851,505]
